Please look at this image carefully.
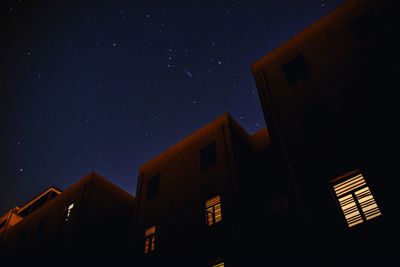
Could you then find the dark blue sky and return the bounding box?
[0,0,343,215]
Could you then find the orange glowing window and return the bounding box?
[144,226,156,254]
[332,171,381,228]
[211,260,224,267]
[65,203,75,222]
[206,195,222,226]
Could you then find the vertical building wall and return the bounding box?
[252,0,397,262]
[134,114,237,266]
[0,172,135,265]
[133,113,278,266]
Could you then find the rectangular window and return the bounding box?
[332,171,381,228]
[144,226,156,254]
[282,54,309,85]
[201,141,217,170]
[206,195,222,226]
[146,174,160,200]
[65,203,75,222]
[211,260,224,267]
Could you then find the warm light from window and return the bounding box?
[65,203,74,221]
[333,172,381,228]
[212,262,224,267]
[144,226,156,254]
[206,195,222,226]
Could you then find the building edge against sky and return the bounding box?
[1,0,398,264]
[252,0,397,262]
[0,172,135,265]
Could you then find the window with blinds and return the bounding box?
[206,195,222,226]
[144,226,156,254]
[332,171,381,228]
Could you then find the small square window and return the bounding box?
[332,171,381,228]
[200,141,217,170]
[206,195,222,226]
[282,54,309,85]
[146,174,160,200]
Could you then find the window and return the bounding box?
[65,203,75,221]
[332,171,381,228]
[201,141,217,170]
[282,54,309,85]
[206,195,222,226]
[211,260,224,267]
[144,226,156,254]
[146,174,160,200]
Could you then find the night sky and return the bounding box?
[1,0,343,215]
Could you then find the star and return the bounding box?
[184,69,193,78]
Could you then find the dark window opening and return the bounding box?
[282,54,309,85]
[200,141,217,170]
[146,174,160,200]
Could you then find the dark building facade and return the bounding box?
[0,187,61,236]
[2,0,398,265]
[252,0,397,263]
[132,113,285,266]
[0,172,135,265]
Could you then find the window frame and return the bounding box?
[206,195,222,226]
[65,202,75,222]
[200,141,217,171]
[331,170,382,228]
[144,226,156,254]
[146,174,160,200]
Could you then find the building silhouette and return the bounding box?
[0,187,61,235]
[132,113,282,266]
[252,0,397,263]
[1,0,397,265]
[0,172,135,265]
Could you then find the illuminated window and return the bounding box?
[211,260,224,267]
[144,226,156,254]
[332,171,381,228]
[206,195,222,226]
[65,203,75,221]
